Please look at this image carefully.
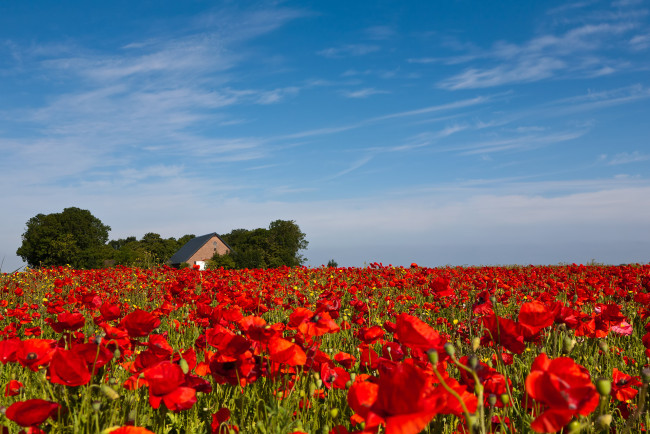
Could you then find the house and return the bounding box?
[169,233,232,270]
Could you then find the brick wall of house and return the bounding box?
[187,235,231,264]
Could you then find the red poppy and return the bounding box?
[99,302,123,322]
[268,337,306,366]
[238,316,278,342]
[120,309,161,338]
[5,399,62,427]
[525,353,599,433]
[212,407,239,434]
[4,379,23,396]
[0,338,20,363]
[143,361,196,412]
[49,348,92,387]
[16,339,56,372]
[348,361,470,434]
[518,301,559,336]
[394,313,447,353]
[611,368,642,402]
[288,308,340,337]
[320,362,351,389]
[334,351,356,369]
[481,314,526,354]
[357,326,385,344]
[429,277,454,297]
[104,427,155,434]
[48,312,85,333]
[72,342,114,374]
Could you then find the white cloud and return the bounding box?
[437,21,638,89]
[601,151,650,165]
[317,44,380,58]
[341,88,390,98]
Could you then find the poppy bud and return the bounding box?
[92,401,102,412]
[179,358,189,375]
[597,340,608,353]
[444,343,455,357]
[471,337,480,351]
[309,382,316,396]
[345,380,352,388]
[316,379,323,388]
[488,394,497,407]
[563,336,576,354]
[567,420,581,434]
[596,378,611,396]
[427,350,439,365]
[595,414,612,431]
[467,355,479,371]
[500,393,510,406]
[100,384,119,400]
[489,295,496,304]
[113,348,121,359]
[330,408,339,418]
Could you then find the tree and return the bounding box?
[213,220,308,269]
[17,207,111,269]
[268,220,308,267]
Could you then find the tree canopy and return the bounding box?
[208,220,308,269]
[17,207,111,269]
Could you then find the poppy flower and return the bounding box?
[481,314,525,354]
[120,309,161,338]
[143,361,196,412]
[99,302,123,322]
[72,342,114,374]
[268,337,306,366]
[348,361,471,434]
[48,312,85,333]
[334,351,356,369]
[394,313,447,353]
[49,348,92,387]
[320,362,351,389]
[525,353,599,433]
[611,368,642,402]
[212,407,238,434]
[5,399,62,427]
[288,308,340,337]
[103,427,155,434]
[0,338,20,363]
[429,277,454,297]
[518,301,559,337]
[16,339,56,372]
[4,379,23,396]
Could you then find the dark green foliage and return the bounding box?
[107,233,195,267]
[209,220,308,269]
[16,207,111,269]
[327,259,338,267]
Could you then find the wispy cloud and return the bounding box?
[437,19,639,89]
[599,151,650,165]
[278,95,491,140]
[341,88,390,98]
[363,26,396,40]
[317,44,380,58]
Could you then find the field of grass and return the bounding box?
[1,263,649,433]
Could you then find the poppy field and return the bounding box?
[1,263,650,434]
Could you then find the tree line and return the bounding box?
[16,207,308,270]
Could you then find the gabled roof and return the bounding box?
[169,233,231,265]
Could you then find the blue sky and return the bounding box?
[1,0,649,271]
